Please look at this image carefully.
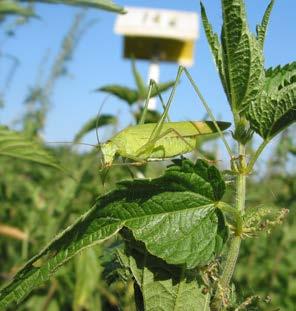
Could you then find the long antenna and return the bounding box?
[47,141,96,147]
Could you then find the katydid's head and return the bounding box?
[100,141,117,168]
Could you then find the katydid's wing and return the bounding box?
[159,121,231,137]
[112,121,231,144]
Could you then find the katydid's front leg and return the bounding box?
[139,79,171,125]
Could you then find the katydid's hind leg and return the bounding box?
[158,128,217,163]
[181,67,234,159]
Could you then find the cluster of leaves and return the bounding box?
[0,138,139,310]
[201,0,296,146]
[1,134,295,310]
[0,158,233,309]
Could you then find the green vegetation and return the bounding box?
[0,0,295,310]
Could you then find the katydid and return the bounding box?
[100,120,231,167]
[98,67,231,167]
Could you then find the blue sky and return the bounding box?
[0,0,295,157]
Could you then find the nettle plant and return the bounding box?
[0,0,295,310]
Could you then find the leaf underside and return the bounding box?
[201,0,265,115]
[256,0,275,48]
[247,62,296,139]
[118,240,211,311]
[98,85,139,105]
[0,159,228,309]
[200,3,227,100]
[221,0,265,113]
[202,0,296,142]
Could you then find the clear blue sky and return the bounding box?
[0,0,295,153]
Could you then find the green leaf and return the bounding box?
[0,159,227,309]
[98,85,139,105]
[220,0,264,113]
[0,1,35,17]
[74,114,117,142]
[247,63,296,139]
[135,108,161,124]
[0,126,63,170]
[149,80,175,99]
[200,3,228,100]
[118,242,211,311]
[0,206,121,309]
[22,0,124,13]
[264,62,296,93]
[73,247,101,311]
[132,58,146,98]
[256,0,275,48]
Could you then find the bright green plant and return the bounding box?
[1,0,296,310]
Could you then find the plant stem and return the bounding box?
[212,143,246,310]
[220,236,241,285]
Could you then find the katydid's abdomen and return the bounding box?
[102,121,231,164]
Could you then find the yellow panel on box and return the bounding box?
[115,7,199,67]
[123,36,195,67]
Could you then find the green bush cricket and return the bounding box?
[100,120,231,167]
[98,66,232,168]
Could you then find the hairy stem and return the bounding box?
[212,143,246,310]
[219,236,241,290]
